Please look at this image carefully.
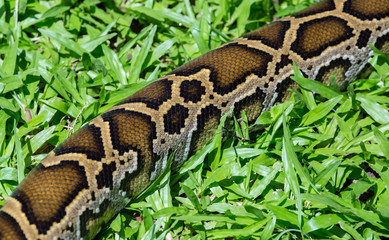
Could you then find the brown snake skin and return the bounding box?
[1,0,389,239]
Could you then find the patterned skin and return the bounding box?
[0,0,389,239]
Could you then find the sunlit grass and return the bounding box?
[0,0,389,239]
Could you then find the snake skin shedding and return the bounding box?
[1,0,389,239]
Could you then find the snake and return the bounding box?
[0,0,389,239]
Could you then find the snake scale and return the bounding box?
[1,0,389,239]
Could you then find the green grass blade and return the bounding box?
[373,125,389,158]
[39,28,85,56]
[301,95,343,126]
[357,94,389,124]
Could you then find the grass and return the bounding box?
[1,0,389,239]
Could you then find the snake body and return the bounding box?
[1,0,389,239]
